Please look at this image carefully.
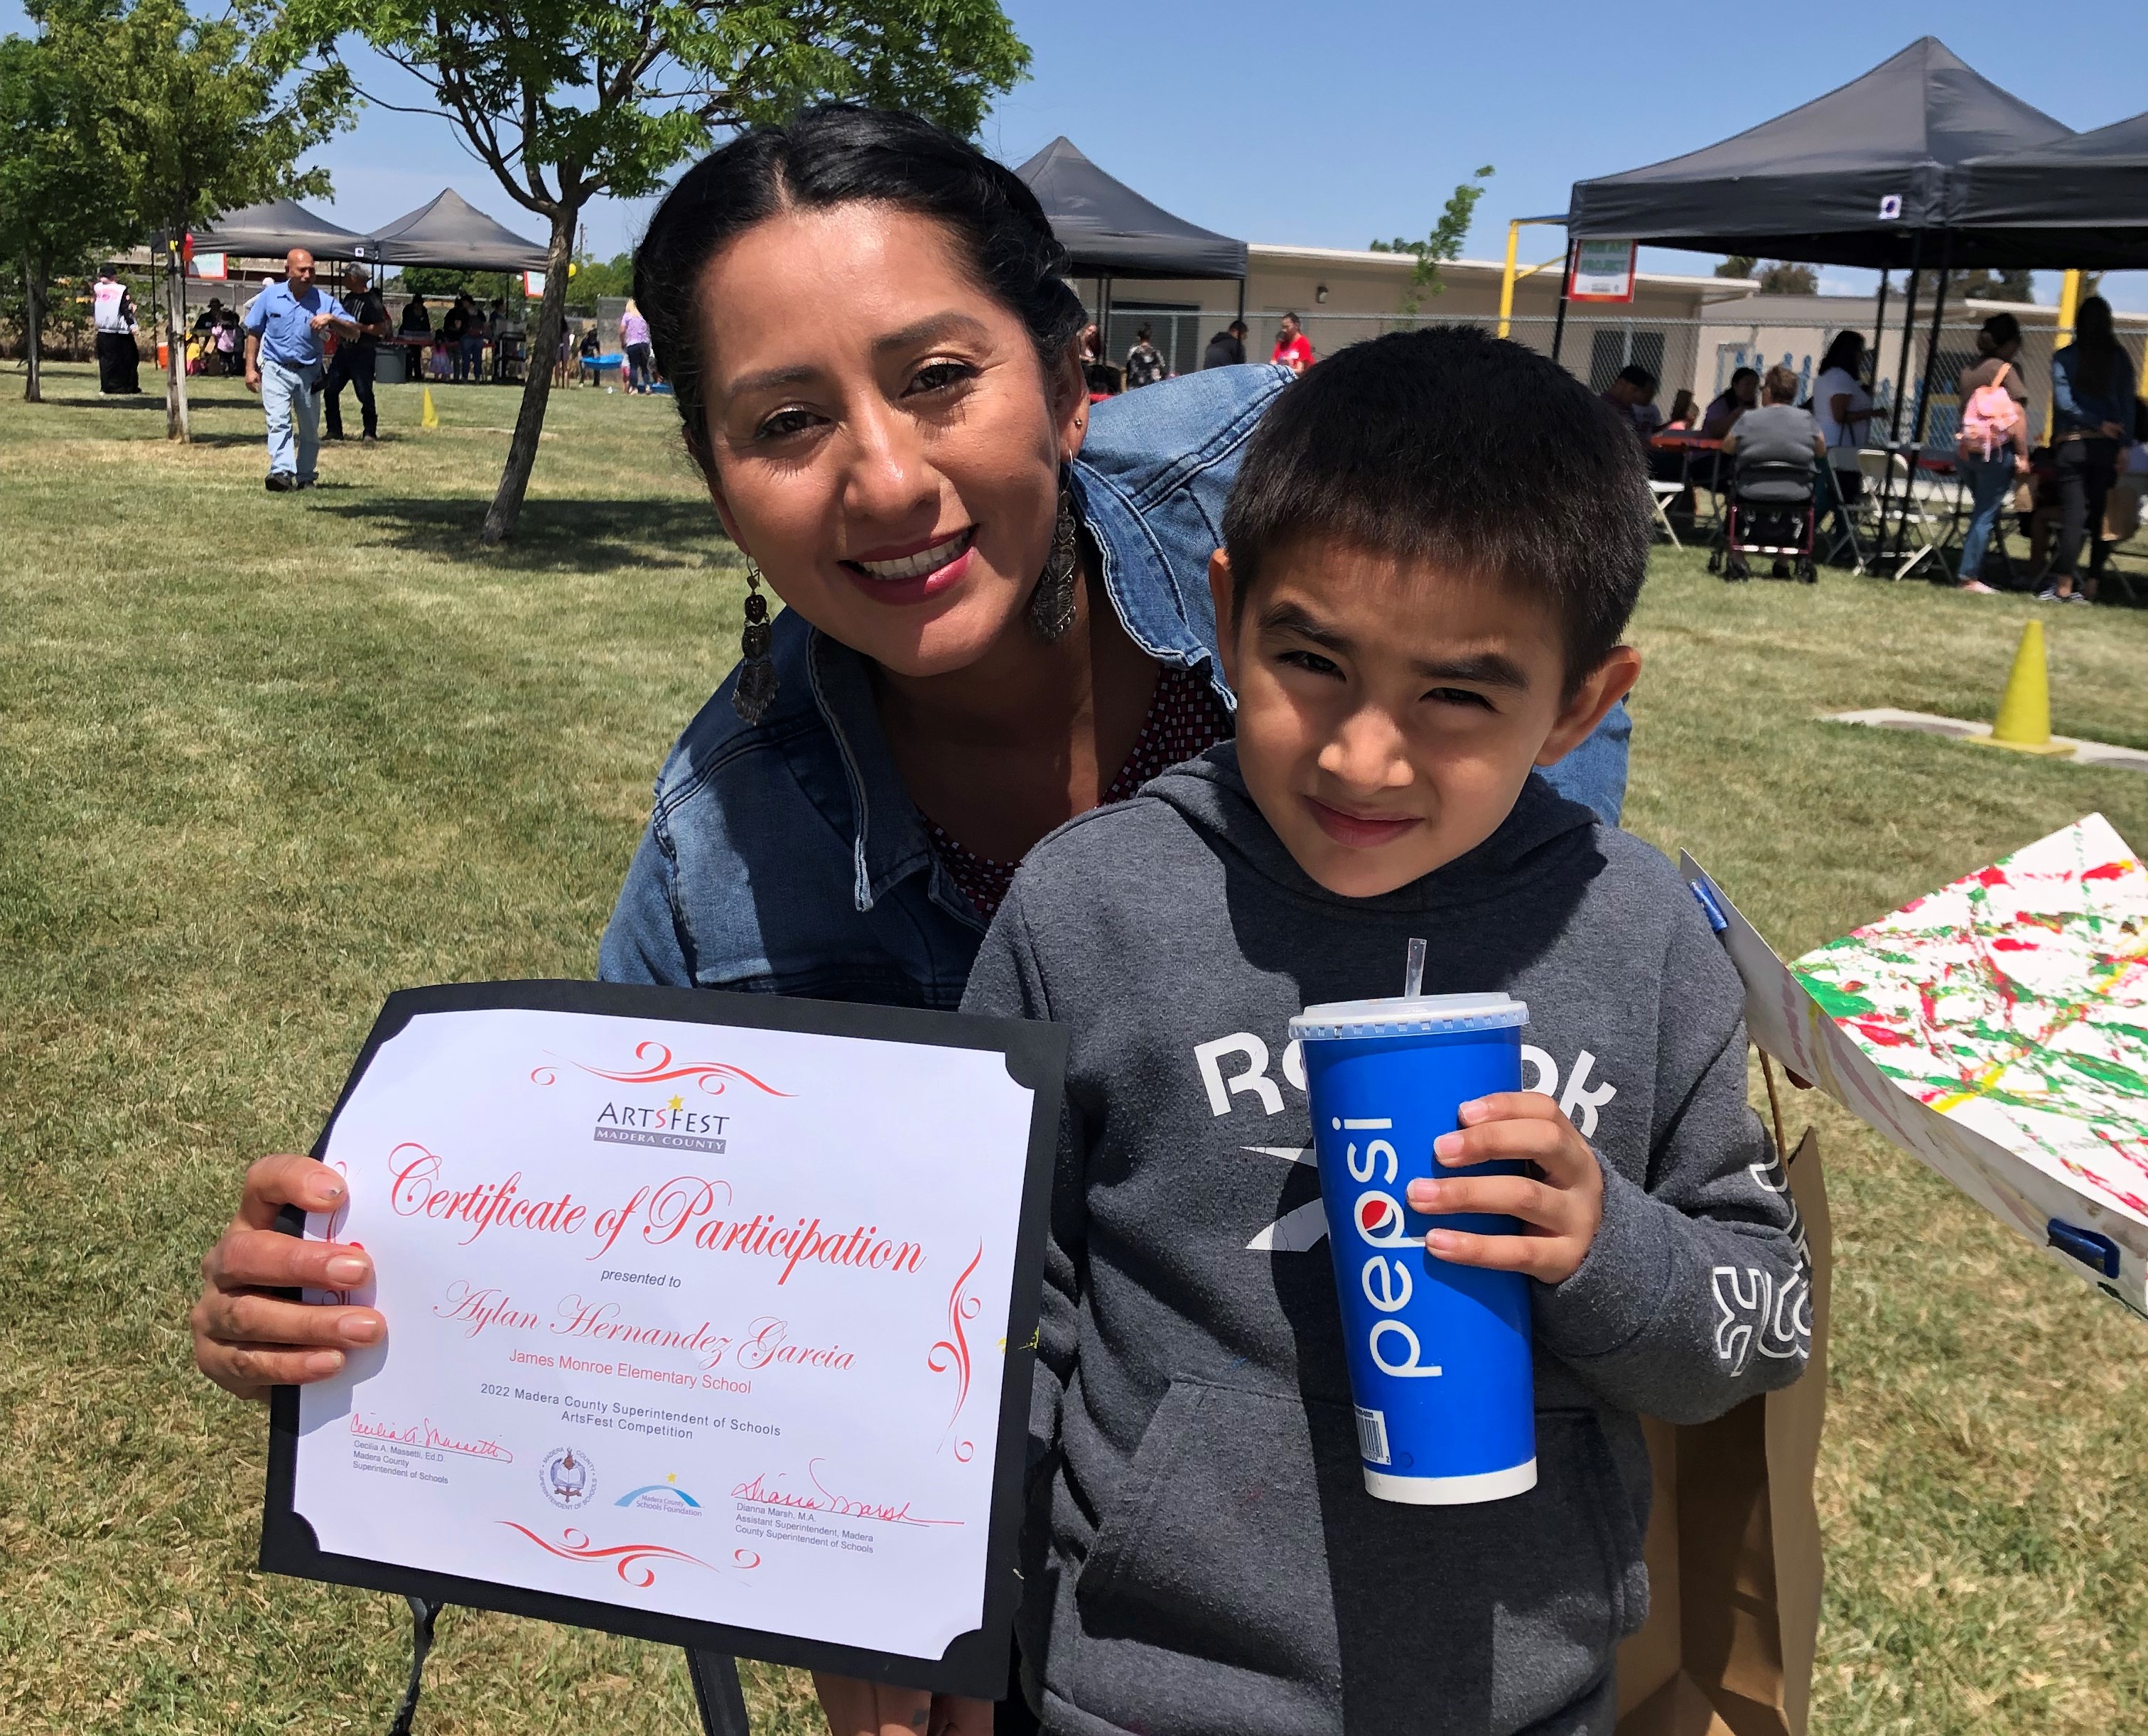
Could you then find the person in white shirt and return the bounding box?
[92,266,141,394]
[1810,330,1875,502]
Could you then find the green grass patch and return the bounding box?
[6,364,2148,1733]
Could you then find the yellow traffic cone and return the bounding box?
[420,387,439,431]
[1972,619,2075,756]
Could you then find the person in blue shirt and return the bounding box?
[241,248,357,491]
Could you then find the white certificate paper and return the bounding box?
[271,986,1060,1680]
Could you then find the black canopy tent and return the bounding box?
[192,197,370,261]
[1953,111,2148,266]
[1565,37,2072,271]
[365,188,551,274]
[1013,136,1247,373]
[1565,37,2110,569]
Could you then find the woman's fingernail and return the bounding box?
[325,1255,369,1285]
[314,1176,345,1204]
[339,1314,382,1344]
[304,1351,345,1376]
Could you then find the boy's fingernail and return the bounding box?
[324,1254,369,1285]
[1433,1132,1461,1159]
[303,1351,344,1376]
[1409,1180,1443,1206]
[1427,1229,1457,1254]
[339,1314,382,1344]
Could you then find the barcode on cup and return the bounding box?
[1355,1405,1391,1466]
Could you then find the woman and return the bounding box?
[1811,331,1874,507]
[620,297,654,392]
[2045,296,2134,603]
[187,103,1633,1732]
[1124,321,1165,388]
[399,292,432,336]
[1698,367,1757,442]
[1953,312,2030,595]
[1662,387,1698,431]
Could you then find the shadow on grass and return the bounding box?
[41,393,166,410]
[318,494,734,572]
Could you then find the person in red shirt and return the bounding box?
[1273,311,1314,375]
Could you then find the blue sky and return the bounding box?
[11,0,2144,308]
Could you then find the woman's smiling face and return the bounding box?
[695,203,1084,679]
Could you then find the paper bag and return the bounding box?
[1616,1128,1830,1736]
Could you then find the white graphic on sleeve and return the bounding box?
[1194,1033,1284,1116]
[1710,1263,1811,1374]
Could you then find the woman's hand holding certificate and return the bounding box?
[261,983,1062,1695]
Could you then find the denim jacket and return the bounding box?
[600,363,1633,1005]
[2051,344,2137,441]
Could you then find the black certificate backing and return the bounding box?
[262,978,1068,1700]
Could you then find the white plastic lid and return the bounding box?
[1289,991,1528,1042]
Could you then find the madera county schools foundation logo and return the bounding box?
[593,1096,728,1155]
[540,1447,598,1509]
[615,1474,703,1516]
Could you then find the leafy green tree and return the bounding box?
[1370,164,1492,314]
[271,0,1031,544]
[1715,254,1757,280]
[38,0,352,438]
[1755,260,1818,296]
[0,31,124,402]
[565,250,634,307]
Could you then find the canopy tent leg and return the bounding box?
[1236,278,1246,325]
[1549,240,1577,369]
[1868,271,1889,396]
[1888,232,1922,445]
[1899,239,1953,578]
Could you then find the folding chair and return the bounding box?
[1814,460,1867,573]
[1646,481,1684,548]
[1858,449,1945,581]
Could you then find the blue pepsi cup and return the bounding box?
[1289,991,1536,1504]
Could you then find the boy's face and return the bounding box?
[1209,541,1641,899]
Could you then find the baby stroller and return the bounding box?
[1708,456,1818,582]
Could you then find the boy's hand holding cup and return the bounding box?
[1410,1091,1606,1284]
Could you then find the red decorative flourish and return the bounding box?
[733,1548,762,1570]
[497,1522,716,1589]
[927,1244,984,1458]
[528,1041,789,1097]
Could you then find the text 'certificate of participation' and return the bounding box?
[263,981,1065,1695]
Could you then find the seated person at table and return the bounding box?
[957,325,1810,1736]
[1663,387,1699,431]
[1720,365,1824,471]
[1812,330,1874,504]
[1601,362,1663,441]
[1700,367,1759,441]
[399,293,432,335]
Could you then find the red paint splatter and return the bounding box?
[1975,867,2010,887]
[2080,861,2131,883]
[1850,1020,1916,1047]
[1990,937,2039,952]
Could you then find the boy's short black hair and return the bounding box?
[1615,362,1657,392]
[1221,325,1651,686]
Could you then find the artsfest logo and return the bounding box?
[615,1472,703,1516]
[529,1040,791,1155]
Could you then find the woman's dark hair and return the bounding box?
[1818,330,1864,378]
[1977,311,2022,354]
[634,104,1087,475]
[2071,296,2123,396]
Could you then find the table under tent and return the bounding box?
[354,190,553,384]
[1014,136,1247,384]
[1565,36,2147,583]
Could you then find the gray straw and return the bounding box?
[1403,937,1427,999]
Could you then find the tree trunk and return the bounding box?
[481,208,577,545]
[165,257,190,442]
[23,254,43,404]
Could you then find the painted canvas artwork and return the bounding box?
[1683,819,2148,1316]
[1791,815,2148,1227]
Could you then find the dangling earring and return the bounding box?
[1028,471,1079,643]
[732,559,778,726]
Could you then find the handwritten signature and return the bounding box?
[730,1460,959,1528]
[350,1411,514,1463]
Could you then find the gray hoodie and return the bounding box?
[961,745,1812,1736]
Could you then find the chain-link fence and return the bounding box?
[1093,299,2146,451]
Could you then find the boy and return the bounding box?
[960,327,1811,1736]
